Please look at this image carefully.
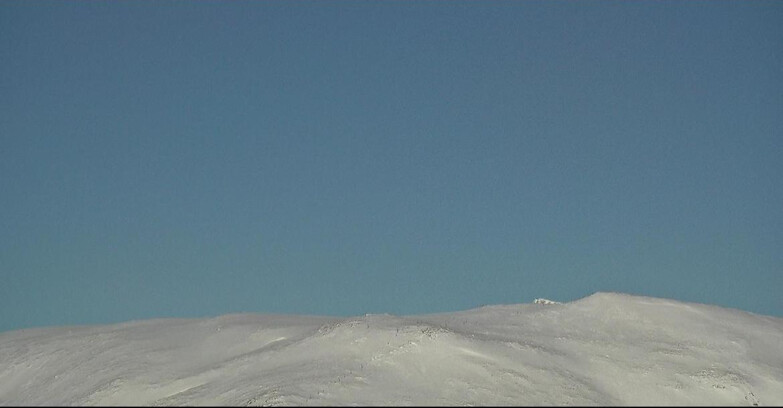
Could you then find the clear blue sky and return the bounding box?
[2,1,782,332]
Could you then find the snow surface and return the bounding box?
[1,292,782,406]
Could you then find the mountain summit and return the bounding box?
[1,293,781,406]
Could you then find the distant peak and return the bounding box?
[582,292,629,301]
[533,298,561,305]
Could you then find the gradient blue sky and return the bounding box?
[2,1,782,332]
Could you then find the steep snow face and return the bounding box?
[1,293,782,406]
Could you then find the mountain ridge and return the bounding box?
[1,292,781,406]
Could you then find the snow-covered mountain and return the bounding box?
[1,292,781,406]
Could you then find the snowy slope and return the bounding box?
[1,292,782,406]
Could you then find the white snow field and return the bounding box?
[1,292,782,406]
